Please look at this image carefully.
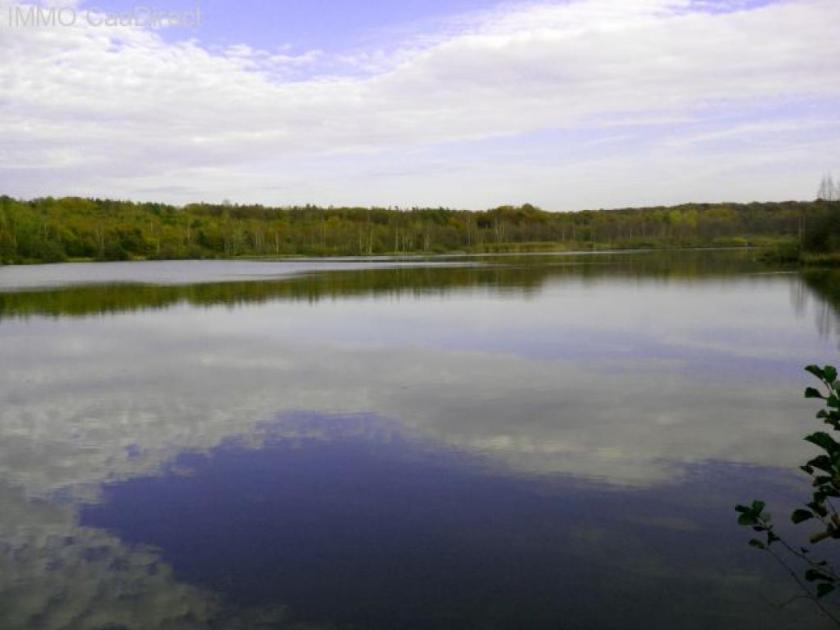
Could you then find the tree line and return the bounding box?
[1,195,837,264]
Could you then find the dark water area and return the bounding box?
[2,251,840,629]
[82,413,806,630]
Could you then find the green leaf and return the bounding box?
[809,500,830,518]
[748,539,766,550]
[806,432,840,454]
[824,366,838,383]
[817,583,835,599]
[806,569,832,582]
[751,500,766,513]
[807,455,833,473]
[806,387,825,399]
[807,365,826,380]
[792,509,815,524]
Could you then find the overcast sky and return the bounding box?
[1,0,839,210]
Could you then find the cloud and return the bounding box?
[0,0,839,206]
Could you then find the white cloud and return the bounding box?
[0,0,839,207]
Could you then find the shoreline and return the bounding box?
[0,243,782,268]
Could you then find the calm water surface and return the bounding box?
[2,251,840,629]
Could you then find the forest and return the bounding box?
[1,195,838,264]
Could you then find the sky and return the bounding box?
[0,0,839,210]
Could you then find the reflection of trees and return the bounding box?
[0,251,769,320]
[799,270,840,342]
[790,276,808,319]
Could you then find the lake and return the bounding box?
[1,250,839,629]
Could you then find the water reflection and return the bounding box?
[0,484,216,629]
[79,412,823,630]
[799,269,840,343]
[1,251,840,628]
[0,308,822,493]
[0,250,781,320]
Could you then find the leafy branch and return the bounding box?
[736,365,840,626]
